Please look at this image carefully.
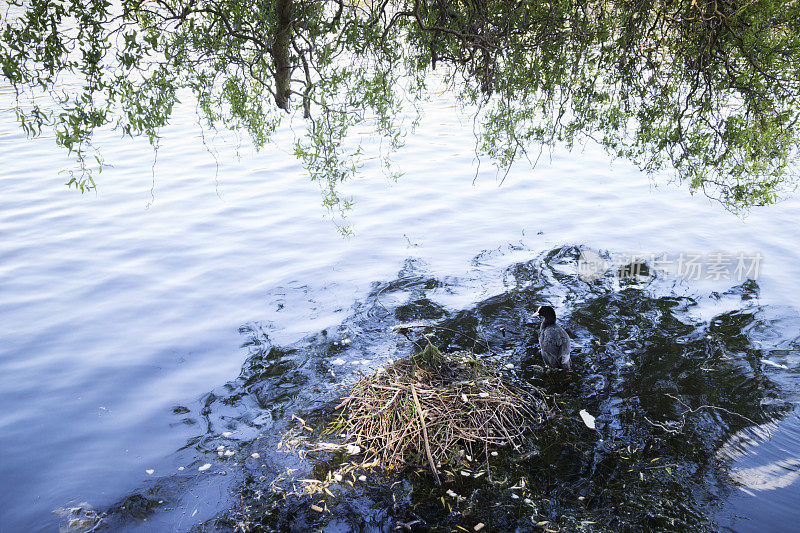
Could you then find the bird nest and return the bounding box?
[311,343,549,484]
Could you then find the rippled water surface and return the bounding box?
[1,83,800,532]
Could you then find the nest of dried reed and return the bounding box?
[323,343,548,484]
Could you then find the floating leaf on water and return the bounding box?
[198,464,211,472]
[251,453,260,458]
[177,466,184,471]
[579,409,596,429]
[145,469,154,475]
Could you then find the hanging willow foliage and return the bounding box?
[2,0,799,212]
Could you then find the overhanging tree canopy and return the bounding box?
[2,0,799,212]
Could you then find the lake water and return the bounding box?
[1,82,799,531]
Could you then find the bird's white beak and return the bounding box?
[533,309,540,317]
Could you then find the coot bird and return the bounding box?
[534,305,571,370]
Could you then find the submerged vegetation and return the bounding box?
[70,246,784,533]
[47,247,799,531]
[2,1,800,212]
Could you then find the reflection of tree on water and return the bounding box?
[68,247,796,531]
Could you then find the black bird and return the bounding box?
[534,305,571,370]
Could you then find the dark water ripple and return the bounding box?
[58,247,800,532]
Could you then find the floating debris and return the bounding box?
[760,359,788,370]
[221,431,233,437]
[579,409,596,430]
[224,450,235,457]
[145,469,154,475]
[54,503,102,531]
[251,453,260,459]
[474,523,485,531]
[345,444,361,455]
[332,358,346,365]
[198,464,211,472]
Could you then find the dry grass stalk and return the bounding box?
[323,344,548,478]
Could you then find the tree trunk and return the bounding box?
[272,0,292,111]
